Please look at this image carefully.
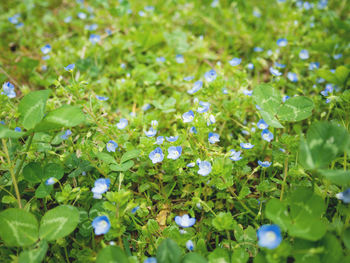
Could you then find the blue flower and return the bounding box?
[145,127,157,137]
[167,146,182,160]
[116,118,128,130]
[276,38,288,47]
[282,95,290,102]
[189,126,197,134]
[240,142,254,149]
[106,140,118,152]
[14,127,21,132]
[208,132,220,144]
[156,136,164,145]
[187,162,195,167]
[269,67,282,76]
[336,188,350,203]
[229,150,243,161]
[333,53,342,60]
[258,160,272,168]
[204,69,217,82]
[257,119,268,130]
[257,224,282,249]
[85,24,98,31]
[89,34,101,44]
[175,54,184,64]
[207,114,216,126]
[261,129,273,142]
[131,206,140,214]
[41,44,51,54]
[175,214,196,228]
[91,178,111,199]
[166,136,179,142]
[64,16,72,23]
[197,101,210,113]
[149,147,164,164]
[78,12,87,19]
[222,88,228,94]
[287,72,298,82]
[8,14,20,24]
[144,258,157,263]
[275,62,286,68]
[188,81,203,94]
[96,95,109,101]
[184,76,194,81]
[243,90,253,96]
[45,177,57,186]
[198,161,212,176]
[182,110,194,123]
[0,121,5,125]
[299,49,309,60]
[2,82,16,98]
[309,62,320,70]
[64,64,75,72]
[156,57,166,63]
[186,240,194,251]
[61,129,72,140]
[247,63,254,70]
[151,120,158,128]
[92,215,111,235]
[229,57,242,66]
[253,47,264,52]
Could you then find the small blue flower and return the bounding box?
[106,140,118,152]
[198,161,212,176]
[64,16,72,23]
[182,110,194,123]
[299,49,309,60]
[145,127,157,137]
[0,121,5,125]
[156,136,164,145]
[166,136,179,142]
[207,114,216,126]
[175,214,196,228]
[14,127,21,132]
[257,224,282,249]
[96,95,109,101]
[8,14,20,24]
[184,76,194,81]
[189,126,197,134]
[149,147,164,164]
[188,81,203,94]
[261,129,274,142]
[92,215,111,235]
[175,54,185,64]
[131,206,140,214]
[287,72,298,82]
[204,69,217,82]
[309,62,320,70]
[257,119,268,130]
[247,63,254,70]
[276,38,288,47]
[91,178,110,199]
[229,57,242,66]
[229,150,243,161]
[197,101,210,113]
[222,88,228,94]
[78,12,87,19]
[89,34,101,44]
[240,142,254,149]
[243,90,253,96]
[186,240,194,251]
[269,67,282,76]
[156,57,166,63]
[167,146,182,160]
[282,95,290,102]
[151,120,158,127]
[61,129,72,140]
[2,82,16,98]
[258,160,272,168]
[254,47,264,52]
[116,118,128,130]
[275,62,286,68]
[41,44,51,54]
[45,177,57,186]
[64,64,75,72]
[208,132,220,144]
[325,84,334,93]
[143,258,157,263]
[85,24,98,31]
[333,53,342,60]
[336,188,350,203]
[187,162,195,168]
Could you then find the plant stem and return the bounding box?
[15,133,34,179]
[280,157,289,201]
[2,139,22,208]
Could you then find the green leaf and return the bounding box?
[0,125,26,139]
[35,182,53,199]
[318,69,338,84]
[96,246,129,263]
[19,240,48,263]
[43,163,64,180]
[320,233,343,263]
[259,110,284,128]
[23,162,43,183]
[212,212,235,231]
[35,105,85,132]
[342,228,350,250]
[319,169,350,186]
[110,160,134,171]
[0,208,39,247]
[182,253,207,263]
[208,248,230,263]
[18,90,51,130]
[231,247,249,263]
[156,238,183,263]
[277,96,314,122]
[253,84,282,115]
[120,149,140,163]
[335,66,349,85]
[96,152,117,164]
[39,205,80,241]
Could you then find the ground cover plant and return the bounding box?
[0,0,350,262]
